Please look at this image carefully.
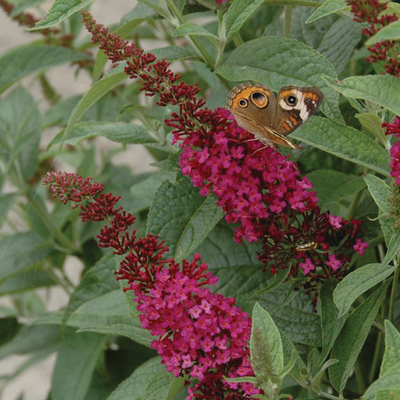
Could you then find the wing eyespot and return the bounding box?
[286,95,297,106]
[250,91,268,108]
[238,99,248,107]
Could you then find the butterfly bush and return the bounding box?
[81,11,368,286]
[348,0,400,76]
[43,171,261,400]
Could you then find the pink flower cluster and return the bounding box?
[383,116,400,184]
[43,171,261,400]
[179,108,318,243]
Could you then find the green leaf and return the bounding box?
[381,320,400,376]
[306,0,349,23]
[291,117,390,176]
[319,281,346,366]
[0,233,53,283]
[195,222,265,301]
[224,0,265,42]
[334,263,396,318]
[366,20,400,46]
[142,369,184,400]
[51,331,108,400]
[307,170,366,213]
[356,113,386,143]
[107,357,165,400]
[0,193,17,227]
[61,68,128,148]
[364,174,391,214]
[150,46,198,61]
[172,23,219,46]
[63,254,119,326]
[329,280,390,392]
[78,324,152,347]
[215,36,341,121]
[260,285,322,347]
[251,303,284,384]
[0,270,54,295]
[323,75,400,117]
[0,45,90,93]
[147,176,224,260]
[0,324,60,359]
[0,87,41,181]
[30,0,95,30]
[48,121,156,148]
[364,362,400,400]
[137,0,172,20]
[130,171,176,213]
[312,359,339,393]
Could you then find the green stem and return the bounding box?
[369,326,383,384]
[354,360,366,394]
[264,0,321,6]
[347,189,363,220]
[165,0,215,67]
[389,258,399,323]
[284,5,293,38]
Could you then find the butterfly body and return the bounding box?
[226,82,323,149]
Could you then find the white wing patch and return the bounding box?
[279,90,310,121]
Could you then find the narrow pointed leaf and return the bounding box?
[306,0,349,23]
[366,20,400,45]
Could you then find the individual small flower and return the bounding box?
[326,254,342,271]
[329,215,343,229]
[299,258,316,275]
[43,171,262,400]
[353,238,369,255]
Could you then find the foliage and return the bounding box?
[1,0,400,399]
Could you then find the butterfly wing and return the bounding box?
[274,86,324,135]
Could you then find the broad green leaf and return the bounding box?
[364,175,391,214]
[172,23,219,46]
[150,46,198,61]
[0,324,60,360]
[0,87,41,181]
[323,75,400,117]
[333,263,396,318]
[251,303,284,385]
[63,254,119,326]
[315,17,362,73]
[0,233,53,283]
[107,357,165,400]
[367,20,400,46]
[0,193,17,227]
[30,0,95,30]
[356,113,386,143]
[0,46,90,93]
[215,36,341,121]
[42,94,82,128]
[51,331,107,400]
[381,320,400,375]
[319,281,346,366]
[329,280,390,392]
[48,121,156,148]
[130,171,176,213]
[195,222,265,302]
[260,285,322,347]
[280,332,306,384]
[307,170,365,213]
[364,362,400,400]
[306,0,349,23]
[375,321,400,400]
[78,324,152,347]
[147,176,224,260]
[0,270,54,295]
[61,68,128,148]
[142,368,184,400]
[291,117,391,177]
[137,0,172,20]
[224,0,265,42]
